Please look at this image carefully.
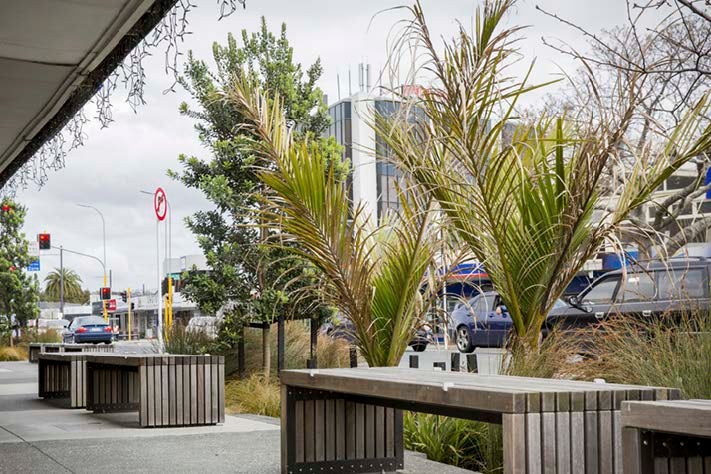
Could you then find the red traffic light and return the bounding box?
[38,233,51,250]
[100,287,111,300]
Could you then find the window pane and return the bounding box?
[657,269,705,300]
[581,277,620,304]
[616,273,657,302]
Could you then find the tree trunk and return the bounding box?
[262,325,271,379]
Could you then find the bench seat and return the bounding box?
[280,367,680,474]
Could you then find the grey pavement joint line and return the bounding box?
[0,424,75,473]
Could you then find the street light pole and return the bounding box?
[59,246,64,317]
[77,204,108,321]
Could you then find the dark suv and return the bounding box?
[546,257,710,331]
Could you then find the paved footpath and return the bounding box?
[0,360,470,473]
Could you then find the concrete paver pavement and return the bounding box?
[0,360,471,473]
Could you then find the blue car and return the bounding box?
[450,292,567,352]
[62,316,113,344]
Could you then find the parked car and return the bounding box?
[450,291,568,353]
[320,314,434,352]
[62,316,113,344]
[186,316,219,340]
[545,257,711,332]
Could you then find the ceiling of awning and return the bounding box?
[0,0,169,186]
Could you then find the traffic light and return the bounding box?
[119,291,127,303]
[100,287,111,300]
[38,233,51,250]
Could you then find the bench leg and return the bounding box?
[281,385,403,474]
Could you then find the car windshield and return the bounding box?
[552,299,567,309]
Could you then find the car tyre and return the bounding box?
[456,325,474,353]
[411,343,427,352]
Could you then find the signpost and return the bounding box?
[107,299,117,312]
[27,260,40,272]
[153,187,167,351]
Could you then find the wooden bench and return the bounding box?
[622,399,711,473]
[38,353,89,408]
[84,354,225,427]
[280,367,680,474]
[38,353,226,428]
[29,342,114,363]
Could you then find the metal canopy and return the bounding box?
[0,0,173,187]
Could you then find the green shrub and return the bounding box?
[403,412,503,473]
[0,346,28,361]
[225,374,281,418]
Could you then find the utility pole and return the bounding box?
[59,246,64,317]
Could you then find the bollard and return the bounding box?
[451,352,461,372]
[349,347,358,368]
[466,353,478,373]
[433,361,446,371]
[409,355,419,368]
[307,359,317,369]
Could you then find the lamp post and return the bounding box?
[77,203,108,320]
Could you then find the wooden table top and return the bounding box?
[622,399,711,437]
[39,353,222,366]
[281,367,680,414]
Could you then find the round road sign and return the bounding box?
[154,187,167,221]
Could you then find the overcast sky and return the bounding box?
[15,0,634,295]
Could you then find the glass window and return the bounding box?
[580,277,620,304]
[657,269,706,300]
[616,273,657,302]
[344,119,351,145]
[344,101,351,119]
[472,295,495,313]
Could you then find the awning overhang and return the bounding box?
[0,0,178,189]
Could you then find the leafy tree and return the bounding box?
[0,199,40,345]
[171,18,343,376]
[43,267,89,304]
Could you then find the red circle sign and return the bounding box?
[154,187,167,221]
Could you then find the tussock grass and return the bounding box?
[567,312,711,399]
[162,324,215,355]
[241,321,352,374]
[225,374,281,418]
[0,346,28,361]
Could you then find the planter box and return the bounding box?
[474,347,509,374]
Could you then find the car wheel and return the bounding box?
[456,326,474,353]
[411,343,427,352]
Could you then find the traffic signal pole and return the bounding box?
[127,288,132,341]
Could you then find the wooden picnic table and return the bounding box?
[622,399,711,473]
[280,367,680,474]
[38,353,225,428]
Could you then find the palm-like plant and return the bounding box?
[375,0,711,349]
[223,76,442,367]
[44,268,85,303]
